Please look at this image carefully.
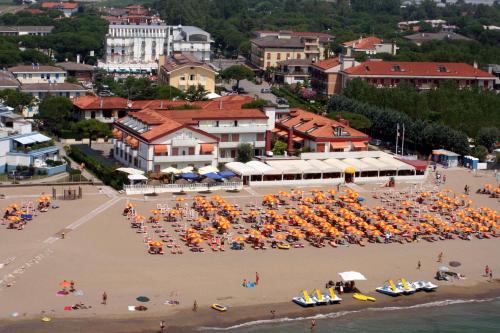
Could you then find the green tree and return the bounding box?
[220,65,254,90]
[36,96,73,135]
[328,111,372,130]
[154,84,185,100]
[272,140,288,156]
[471,145,489,162]
[185,85,208,101]
[74,119,111,148]
[237,143,253,163]
[0,89,34,112]
[476,127,499,152]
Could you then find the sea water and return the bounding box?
[201,298,500,332]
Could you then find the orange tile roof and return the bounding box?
[342,37,384,50]
[277,108,369,141]
[114,95,267,142]
[41,2,79,10]
[343,61,495,78]
[311,57,341,70]
[73,96,129,110]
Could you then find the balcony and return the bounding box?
[171,138,198,146]
[153,154,214,163]
[198,125,267,134]
[219,141,265,148]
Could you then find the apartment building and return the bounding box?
[40,2,79,17]
[157,53,217,93]
[310,56,359,95]
[112,96,273,171]
[341,61,495,90]
[342,37,398,56]
[250,30,333,69]
[0,26,54,36]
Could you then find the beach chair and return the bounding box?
[303,290,312,303]
[388,280,398,293]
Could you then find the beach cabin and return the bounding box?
[463,155,479,170]
[432,149,460,167]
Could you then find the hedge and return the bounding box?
[66,145,128,190]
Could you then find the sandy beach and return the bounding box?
[0,166,498,332]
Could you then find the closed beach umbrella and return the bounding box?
[449,261,461,267]
[136,296,150,302]
[438,266,450,272]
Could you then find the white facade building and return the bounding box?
[99,23,212,73]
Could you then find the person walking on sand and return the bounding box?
[417,260,421,270]
[243,278,247,287]
[485,265,490,277]
[437,252,443,263]
[270,309,276,319]
[193,300,197,312]
[490,270,493,281]
[102,292,107,305]
[255,272,259,285]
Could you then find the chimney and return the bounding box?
[287,127,294,155]
[76,54,81,63]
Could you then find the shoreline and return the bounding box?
[1,281,499,333]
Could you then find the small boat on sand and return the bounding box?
[292,290,316,307]
[211,304,227,312]
[376,279,403,296]
[326,287,342,304]
[353,293,376,302]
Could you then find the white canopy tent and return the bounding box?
[342,158,378,172]
[205,92,221,99]
[306,159,342,173]
[225,162,262,176]
[338,271,367,282]
[361,157,392,170]
[246,161,281,175]
[117,167,145,175]
[161,167,181,174]
[180,166,194,173]
[198,165,219,175]
[128,174,148,180]
[291,159,320,174]
[266,160,300,174]
[378,157,414,171]
[323,158,351,173]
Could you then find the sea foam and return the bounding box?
[199,296,499,331]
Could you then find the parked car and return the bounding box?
[276,97,289,106]
[8,170,33,180]
[231,86,246,94]
[260,88,271,93]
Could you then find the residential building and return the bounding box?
[170,25,212,62]
[273,108,369,154]
[0,106,63,174]
[40,2,79,17]
[99,5,212,74]
[397,19,448,31]
[55,61,95,82]
[112,95,273,171]
[0,70,21,90]
[0,26,54,36]
[250,30,333,70]
[487,64,500,91]
[403,32,472,46]
[310,56,359,96]
[158,53,217,93]
[20,83,86,99]
[73,96,133,123]
[100,21,169,74]
[342,37,398,56]
[9,65,67,84]
[274,59,311,85]
[341,61,495,90]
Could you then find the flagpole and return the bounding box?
[395,123,399,156]
[401,124,405,157]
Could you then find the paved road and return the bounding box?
[224,79,277,104]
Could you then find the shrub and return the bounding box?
[66,145,128,190]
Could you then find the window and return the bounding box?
[47,74,51,80]
[316,143,325,152]
[256,133,265,141]
[221,134,229,142]
[179,76,186,81]
[189,74,196,81]
[55,73,60,79]
[23,74,26,79]
[29,74,32,78]
[392,65,401,72]
[437,65,447,73]
[297,53,301,59]
[234,120,238,127]
[286,53,290,59]
[277,53,281,60]
[41,74,45,79]
[188,147,195,155]
[266,53,271,60]
[231,134,239,142]
[267,62,271,67]
[230,150,236,158]
[172,147,179,155]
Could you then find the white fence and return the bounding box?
[124,182,244,195]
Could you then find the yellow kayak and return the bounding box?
[277,243,290,250]
[211,303,227,312]
[353,293,376,302]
